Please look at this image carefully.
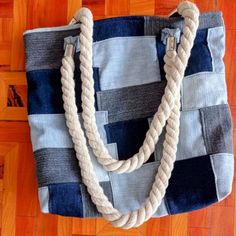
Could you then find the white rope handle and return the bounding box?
[61,1,199,228]
[74,2,199,174]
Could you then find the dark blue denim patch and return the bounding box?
[165,154,218,214]
[93,16,145,42]
[27,68,99,114]
[156,29,213,80]
[48,182,83,217]
[104,118,155,162]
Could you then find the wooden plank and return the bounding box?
[170,214,188,236]
[57,216,72,236]
[106,0,130,16]
[188,208,211,228]
[0,122,30,142]
[188,228,209,236]
[27,0,68,29]
[218,0,236,30]
[16,216,36,236]
[72,218,96,235]
[130,0,155,15]
[16,143,38,217]
[0,0,13,18]
[193,0,217,12]
[0,42,11,65]
[210,206,234,236]
[1,143,19,236]
[67,0,82,23]
[0,18,13,42]
[155,0,180,16]
[36,213,58,236]
[82,0,105,17]
[10,0,27,71]
[225,30,236,106]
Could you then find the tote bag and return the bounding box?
[24,1,234,229]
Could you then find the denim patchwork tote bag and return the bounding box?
[24,1,234,229]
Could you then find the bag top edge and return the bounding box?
[23,11,223,36]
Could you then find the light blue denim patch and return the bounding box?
[210,153,234,201]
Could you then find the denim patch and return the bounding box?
[80,181,114,217]
[156,29,213,80]
[200,104,233,154]
[24,12,223,72]
[93,16,144,42]
[109,161,168,217]
[210,153,234,201]
[93,36,161,90]
[96,81,166,122]
[38,187,49,213]
[27,68,99,115]
[34,144,117,186]
[165,155,218,214]
[34,148,81,187]
[104,118,155,162]
[149,109,207,162]
[28,112,108,151]
[207,26,225,73]
[48,182,83,217]
[181,72,227,111]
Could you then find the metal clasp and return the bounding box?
[166,36,177,52]
[64,44,75,57]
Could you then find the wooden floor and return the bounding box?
[0,0,236,235]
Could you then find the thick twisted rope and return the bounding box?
[76,2,199,173]
[61,1,199,229]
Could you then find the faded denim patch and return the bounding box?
[109,161,168,217]
[210,153,234,201]
[28,112,108,151]
[38,187,49,213]
[181,72,227,111]
[93,36,161,90]
[207,26,225,73]
[149,109,207,161]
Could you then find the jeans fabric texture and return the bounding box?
[24,11,234,218]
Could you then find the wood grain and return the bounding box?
[0,0,235,235]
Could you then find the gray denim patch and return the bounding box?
[96,81,166,122]
[81,181,114,217]
[210,153,234,201]
[109,161,169,217]
[200,104,233,154]
[24,28,80,71]
[34,148,81,187]
[34,144,118,187]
